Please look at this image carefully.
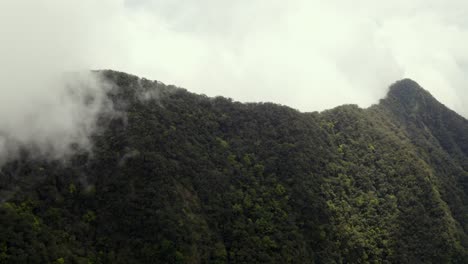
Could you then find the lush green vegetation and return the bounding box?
[0,72,467,263]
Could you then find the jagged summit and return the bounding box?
[385,78,436,107]
[378,78,468,165]
[377,78,447,120]
[389,78,422,90]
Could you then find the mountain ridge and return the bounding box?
[0,70,467,263]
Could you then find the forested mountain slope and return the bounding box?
[0,71,467,263]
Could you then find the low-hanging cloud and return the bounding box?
[1,0,468,164]
[0,1,121,163]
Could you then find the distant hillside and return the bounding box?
[1,71,467,263]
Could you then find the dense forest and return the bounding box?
[1,70,468,263]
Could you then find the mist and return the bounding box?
[0,1,120,163]
[1,0,468,163]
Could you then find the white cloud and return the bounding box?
[0,0,119,162]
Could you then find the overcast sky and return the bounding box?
[2,0,468,114]
[113,0,468,115]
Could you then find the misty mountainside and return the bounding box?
[1,70,468,264]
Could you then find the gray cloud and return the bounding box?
[1,0,468,164]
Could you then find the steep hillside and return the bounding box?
[0,71,467,263]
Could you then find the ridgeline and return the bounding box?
[1,71,467,263]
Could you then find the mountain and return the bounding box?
[1,71,467,263]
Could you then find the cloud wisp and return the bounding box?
[0,1,119,163]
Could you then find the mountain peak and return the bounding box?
[382,78,438,112]
[387,78,429,100]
